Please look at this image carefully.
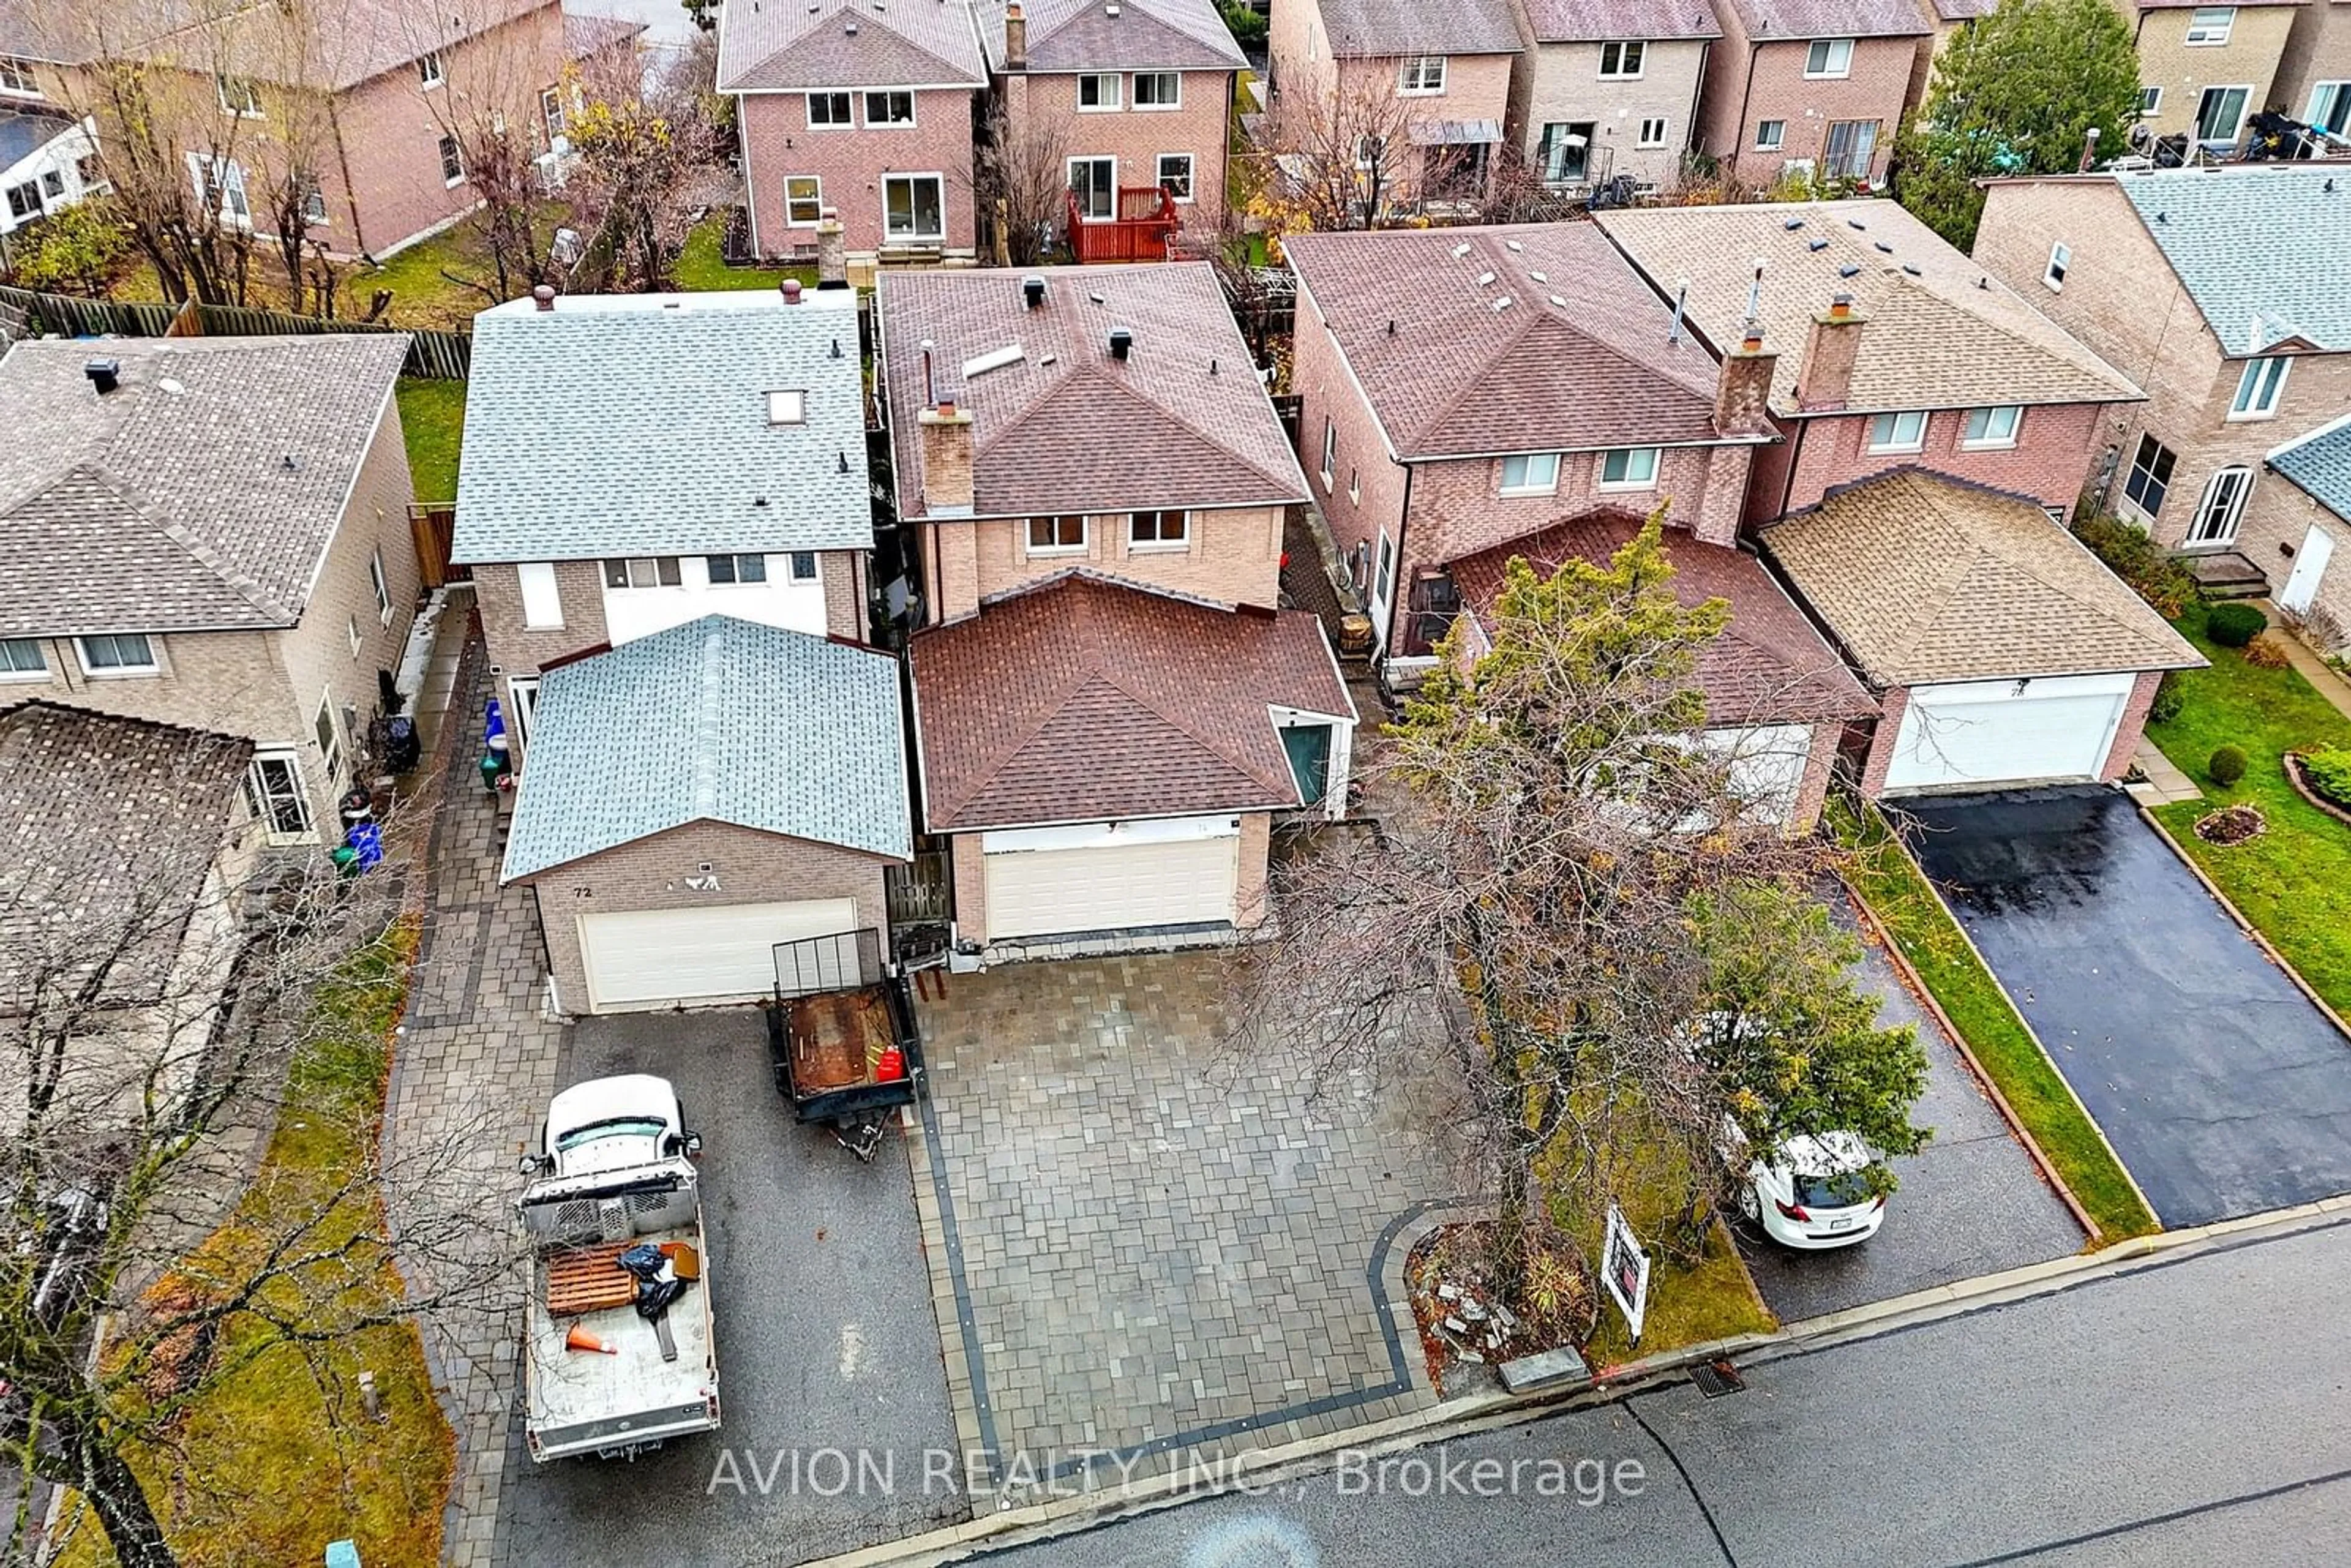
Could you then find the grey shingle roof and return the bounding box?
[2117,169,2351,354]
[717,0,987,90]
[1519,0,1722,42]
[0,334,408,638]
[1313,0,1524,56]
[977,0,1246,70]
[501,615,912,880]
[1718,0,1931,39]
[2268,415,2351,519]
[452,290,874,565]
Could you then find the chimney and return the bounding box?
[781,277,804,305]
[84,358,121,394]
[1022,274,1046,310]
[917,399,977,515]
[1794,294,1864,413]
[815,207,848,288]
[1712,320,1777,438]
[1004,1,1027,69]
[1108,326,1133,361]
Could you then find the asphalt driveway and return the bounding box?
[1900,786,2351,1228]
[1736,915,2085,1322]
[492,1008,965,1567]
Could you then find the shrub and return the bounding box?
[2072,512,2199,618]
[2304,748,2351,810]
[2246,632,2292,669]
[2148,669,2186,726]
[2207,602,2268,648]
[2208,744,2249,787]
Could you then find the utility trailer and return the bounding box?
[762,928,923,1159]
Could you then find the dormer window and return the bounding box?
[768,389,806,425]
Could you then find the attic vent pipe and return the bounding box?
[1108,326,1133,360]
[84,358,121,394]
[1022,274,1046,309]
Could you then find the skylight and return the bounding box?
[767,389,806,425]
[962,344,1026,378]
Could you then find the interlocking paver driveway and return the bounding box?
[912,953,1458,1498]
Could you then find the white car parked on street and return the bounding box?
[1735,1131,1886,1250]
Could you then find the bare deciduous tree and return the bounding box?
[1247,64,1421,240]
[970,89,1070,267]
[567,40,727,291]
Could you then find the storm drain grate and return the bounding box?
[1690,1359,1746,1399]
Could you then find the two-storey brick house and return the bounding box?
[1693,0,1927,184]
[0,334,422,844]
[1504,0,1723,192]
[2274,0,2351,141]
[1975,166,2351,645]
[880,262,1354,960]
[720,0,989,264]
[2128,0,2304,150]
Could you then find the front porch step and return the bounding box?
[2179,549,2270,600]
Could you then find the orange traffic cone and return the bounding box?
[566,1324,618,1355]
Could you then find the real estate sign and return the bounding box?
[1602,1204,1652,1344]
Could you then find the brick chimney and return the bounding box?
[1004,1,1027,69]
[918,400,977,516]
[1712,318,1777,437]
[815,206,847,288]
[1794,294,1865,413]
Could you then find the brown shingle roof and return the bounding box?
[1594,200,2142,417]
[880,262,1308,519]
[976,0,1246,70]
[1313,0,1524,55]
[565,12,648,59]
[1718,0,1931,39]
[1760,469,2203,686]
[910,574,1355,830]
[1447,514,1875,725]
[717,0,987,90]
[1284,224,1734,459]
[1520,0,1722,42]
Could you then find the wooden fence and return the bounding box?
[0,285,471,378]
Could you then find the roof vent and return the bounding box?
[1783,217,1803,230]
[1088,290,1105,305]
[845,18,858,32]
[782,278,804,303]
[1837,264,1860,278]
[1847,219,1866,230]
[1528,270,1547,283]
[1106,1,1120,13]
[1901,264,1921,277]
[1873,241,1892,253]
[1450,242,1471,259]
[1022,274,1046,309]
[84,359,120,394]
[1807,238,1828,252]
[1490,296,1512,312]
[1108,326,1133,360]
[1476,270,1496,286]
[1504,238,1524,252]
[532,283,555,311]
[1548,294,1566,308]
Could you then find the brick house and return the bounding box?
[2274,0,2351,140]
[2246,417,2351,644]
[977,0,1247,247]
[879,262,1354,961]
[0,334,422,844]
[1265,0,1522,207]
[2126,0,2304,150]
[452,286,874,756]
[1904,0,1990,115]
[1503,0,1723,192]
[1974,167,2351,643]
[1693,0,1927,184]
[719,0,988,263]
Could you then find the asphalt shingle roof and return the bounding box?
[1311,0,1524,56]
[2268,416,2351,519]
[1446,514,1875,725]
[879,263,1308,520]
[0,0,93,63]
[1595,200,2142,417]
[717,0,987,91]
[0,334,408,638]
[1519,0,1722,41]
[452,290,873,564]
[0,703,252,1015]
[1761,469,2203,686]
[1718,0,1931,38]
[2116,168,2351,354]
[501,615,912,880]
[1285,223,1731,458]
[977,0,1245,69]
[910,574,1354,831]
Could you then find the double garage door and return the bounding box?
[1883,673,2136,793]
[983,823,1240,942]
[576,898,856,1014]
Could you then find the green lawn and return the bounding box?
[674,214,814,292]
[2145,602,2351,1015]
[1834,799,2157,1243]
[394,378,467,503]
[1582,1217,1774,1369]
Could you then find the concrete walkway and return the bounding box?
[2278,615,2351,721]
[2124,736,2201,808]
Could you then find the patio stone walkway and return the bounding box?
[909,953,1458,1502]
[2125,737,2202,808]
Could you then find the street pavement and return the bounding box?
[974,1216,2351,1567]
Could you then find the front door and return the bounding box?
[2283,523,2338,614]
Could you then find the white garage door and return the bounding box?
[984,835,1239,940]
[576,898,857,1013]
[1884,674,2136,792]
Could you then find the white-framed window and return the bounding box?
[0,637,48,680]
[418,50,445,88]
[313,693,343,783]
[1078,73,1122,110]
[1499,452,1560,495]
[1824,119,1878,179]
[807,90,853,127]
[542,84,568,140]
[2229,356,2290,419]
[2188,465,2253,545]
[768,388,807,425]
[190,153,250,224]
[603,556,681,588]
[1637,117,1667,149]
[301,181,328,224]
[1398,55,1447,94]
[706,552,768,584]
[1134,72,1180,108]
[517,561,563,628]
[2308,81,2351,137]
[246,750,312,839]
[2044,240,2070,291]
[1804,38,1854,78]
[1348,466,1361,505]
[1599,40,1645,79]
[1320,417,1336,486]
[2138,85,2163,118]
[1755,119,1785,151]
[2195,84,2251,143]
[1068,156,1116,220]
[788,550,819,582]
[217,74,263,117]
[1867,410,1927,452]
[1374,531,1395,607]
[506,675,540,746]
[1129,510,1188,549]
[369,547,392,623]
[882,173,945,241]
[784,174,822,225]
[864,90,915,126]
[438,134,465,186]
[6,179,39,221]
[77,632,157,673]
[1027,514,1087,555]
[2185,6,2235,45]
[1962,405,2023,448]
[0,56,40,97]
[347,615,362,658]
[1599,447,1659,489]
[2122,433,2177,521]
[1156,152,1194,201]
